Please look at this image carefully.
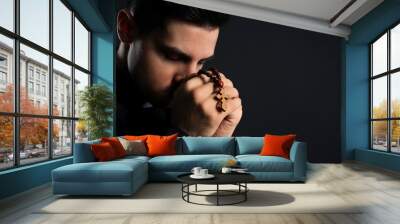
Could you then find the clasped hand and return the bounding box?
[168,70,243,136]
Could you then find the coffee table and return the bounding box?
[177,172,255,206]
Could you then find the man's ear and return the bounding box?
[117,9,136,43]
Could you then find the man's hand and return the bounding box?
[169,71,242,136]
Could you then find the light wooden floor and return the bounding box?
[1,162,400,224]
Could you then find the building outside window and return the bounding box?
[42,85,46,97]
[0,71,6,84]
[0,54,7,90]
[35,83,40,95]
[0,0,91,170]
[41,73,46,83]
[28,81,34,94]
[0,54,7,67]
[0,71,7,94]
[35,70,40,81]
[54,88,58,101]
[28,66,34,80]
[370,22,400,154]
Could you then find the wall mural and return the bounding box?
[116,0,342,162]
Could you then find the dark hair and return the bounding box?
[132,0,230,35]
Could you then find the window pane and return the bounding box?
[0,116,13,170]
[372,121,388,151]
[74,17,89,70]
[74,69,89,118]
[391,24,400,70]
[53,0,72,60]
[20,117,49,165]
[75,120,88,143]
[391,120,400,153]
[0,34,14,112]
[53,119,72,158]
[372,33,387,76]
[20,44,49,115]
[372,77,387,119]
[0,0,14,32]
[75,18,89,70]
[392,72,400,118]
[53,59,72,117]
[20,0,49,49]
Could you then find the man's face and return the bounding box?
[127,19,219,107]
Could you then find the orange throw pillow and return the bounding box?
[124,135,148,141]
[259,134,296,159]
[146,133,178,157]
[101,137,127,158]
[91,142,118,161]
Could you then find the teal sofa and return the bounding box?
[52,137,307,196]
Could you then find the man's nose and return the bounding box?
[176,62,200,81]
[183,62,200,77]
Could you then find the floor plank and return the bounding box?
[1,161,400,224]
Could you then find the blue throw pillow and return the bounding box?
[181,137,235,155]
[235,137,263,155]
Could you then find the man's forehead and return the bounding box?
[156,20,219,58]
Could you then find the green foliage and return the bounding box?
[79,84,113,140]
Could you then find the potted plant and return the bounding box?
[79,84,113,140]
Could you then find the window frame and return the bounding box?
[0,0,92,171]
[370,19,400,154]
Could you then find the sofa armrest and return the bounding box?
[73,140,100,163]
[289,141,307,181]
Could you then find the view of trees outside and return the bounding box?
[53,119,72,159]
[0,0,91,170]
[371,23,400,153]
[0,115,13,169]
[372,100,400,152]
[75,119,88,143]
[0,85,62,168]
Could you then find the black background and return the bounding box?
[208,16,343,163]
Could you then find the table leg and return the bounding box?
[217,184,219,206]
[188,184,191,202]
[181,184,183,199]
[245,183,247,201]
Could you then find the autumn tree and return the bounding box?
[0,85,14,150]
[0,84,59,152]
[372,99,400,143]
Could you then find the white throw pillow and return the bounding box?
[118,137,147,156]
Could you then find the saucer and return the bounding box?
[190,174,215,179]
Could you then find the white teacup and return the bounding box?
[199,169,208,176]
[191,167,202,176]
[221,167,232,174]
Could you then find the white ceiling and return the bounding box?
[165,0,384,39]
[223,0,352,22]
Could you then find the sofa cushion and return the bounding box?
[260,134,296,159]
[118,137,147,156]
[147,134,178,157]
[73,140,100,163]
[235,137,263,155]
[180,137,235,155]
[90,142,118,161]
[101,137,127,158]
[236,155,293,172]
[148,154,235,172]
